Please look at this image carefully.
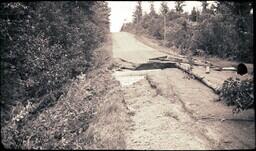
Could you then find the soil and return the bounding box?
[112,32,255,150]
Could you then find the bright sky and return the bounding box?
[107,1,214,32]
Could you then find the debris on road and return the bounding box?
[205,66,210,74]
[148,55,168,60]
[222,67,237,71]
[111,32,255,150]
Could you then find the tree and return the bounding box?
[175,1,186,13]
[89,1,111,41]
[190,7,197,22]
[121,1,253,64]
[160,2,169,44]
[201,1,208,13]
[149,1,157,17]
[208,3,217,15]
[216,1,253,61]
[133,1,142,24]
[160,1,169,16]
[92,2,110,31]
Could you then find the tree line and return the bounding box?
[0,2,110,125]
[121,1,253,63]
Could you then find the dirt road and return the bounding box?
[112,32,255,150]
[112,32,166,64]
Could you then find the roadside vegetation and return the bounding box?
[220,78,254,113]
[121,1,254,112]
[0,2,129,149]
[121,1,253,63]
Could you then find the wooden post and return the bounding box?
[164,15,166,46]
[136,14,138,34]
[205,66,210,74]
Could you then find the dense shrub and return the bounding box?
[165,16,192,50]
[220,78,254,113]
[0,2,110,124]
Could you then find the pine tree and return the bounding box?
[133,1,142,24]
[201,1,208,13]
[190,7,197,22]
[208,3,217,15]
[90,1,111,34]
[175,1,186,13]
[160,2,169,16]
[149,1,156,17]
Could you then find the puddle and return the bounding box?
[113,69,161,87]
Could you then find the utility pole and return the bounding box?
[136,14,139,34]
[164,14,166,46]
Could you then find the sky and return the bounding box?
[107,1,214,32]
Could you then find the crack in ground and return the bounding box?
[144,74,222,149]
[145,74,197,121]
[114,58,254,149]
[114,58,176,71]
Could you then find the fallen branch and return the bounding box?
[198,116,254,122]
[148,55,168,60]
[149,56,207,67]
[175,63,221,94]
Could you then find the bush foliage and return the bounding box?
[121,1,253,63]
[220,77,254,113]
[0,2,110,124]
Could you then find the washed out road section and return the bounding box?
[111,32,255,150]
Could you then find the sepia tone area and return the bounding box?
[0,1,254,150]
[112,32,254,149]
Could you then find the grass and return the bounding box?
[83,35,130,149]
[84,85,129,149]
